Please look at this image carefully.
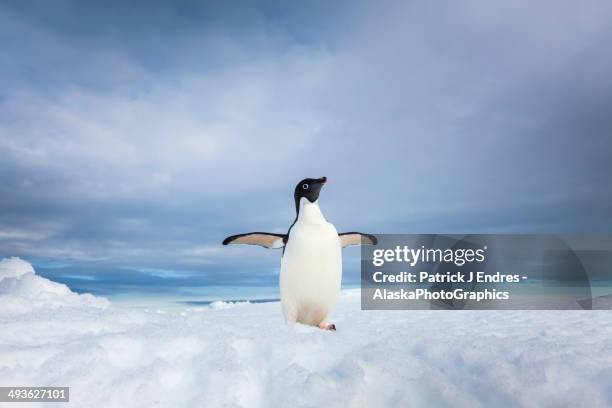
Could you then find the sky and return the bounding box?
[1,0,611,297]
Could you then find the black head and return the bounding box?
[294,176,327,210]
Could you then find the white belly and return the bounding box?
[280,220,342,325]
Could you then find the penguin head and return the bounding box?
[294,176,327,204]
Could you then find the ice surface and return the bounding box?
[0,257,611,407]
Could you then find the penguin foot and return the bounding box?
[319,323,336,331]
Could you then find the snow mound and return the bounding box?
[0,256,35,279]
[0,257,109,313]
[0,257,611,407]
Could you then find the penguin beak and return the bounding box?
[318,176,327,185]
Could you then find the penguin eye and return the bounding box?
[302,183,309,190]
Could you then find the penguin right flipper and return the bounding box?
[338,232,378,247]
[222,232,286,249]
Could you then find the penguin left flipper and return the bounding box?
[222,232,286,249]
[338,232,378,247]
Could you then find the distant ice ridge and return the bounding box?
[209,300,251,310]
[0,257,611,407]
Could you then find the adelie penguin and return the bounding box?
[223,177,376,331]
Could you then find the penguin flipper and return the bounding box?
[339,232,377,247]
[222,232,286,249]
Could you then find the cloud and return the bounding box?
[0,1,611,290]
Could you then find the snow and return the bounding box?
[0,257,109,313]
[0,256,35,279]
[1,257,611,407]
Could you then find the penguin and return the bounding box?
[223,177,376,330]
